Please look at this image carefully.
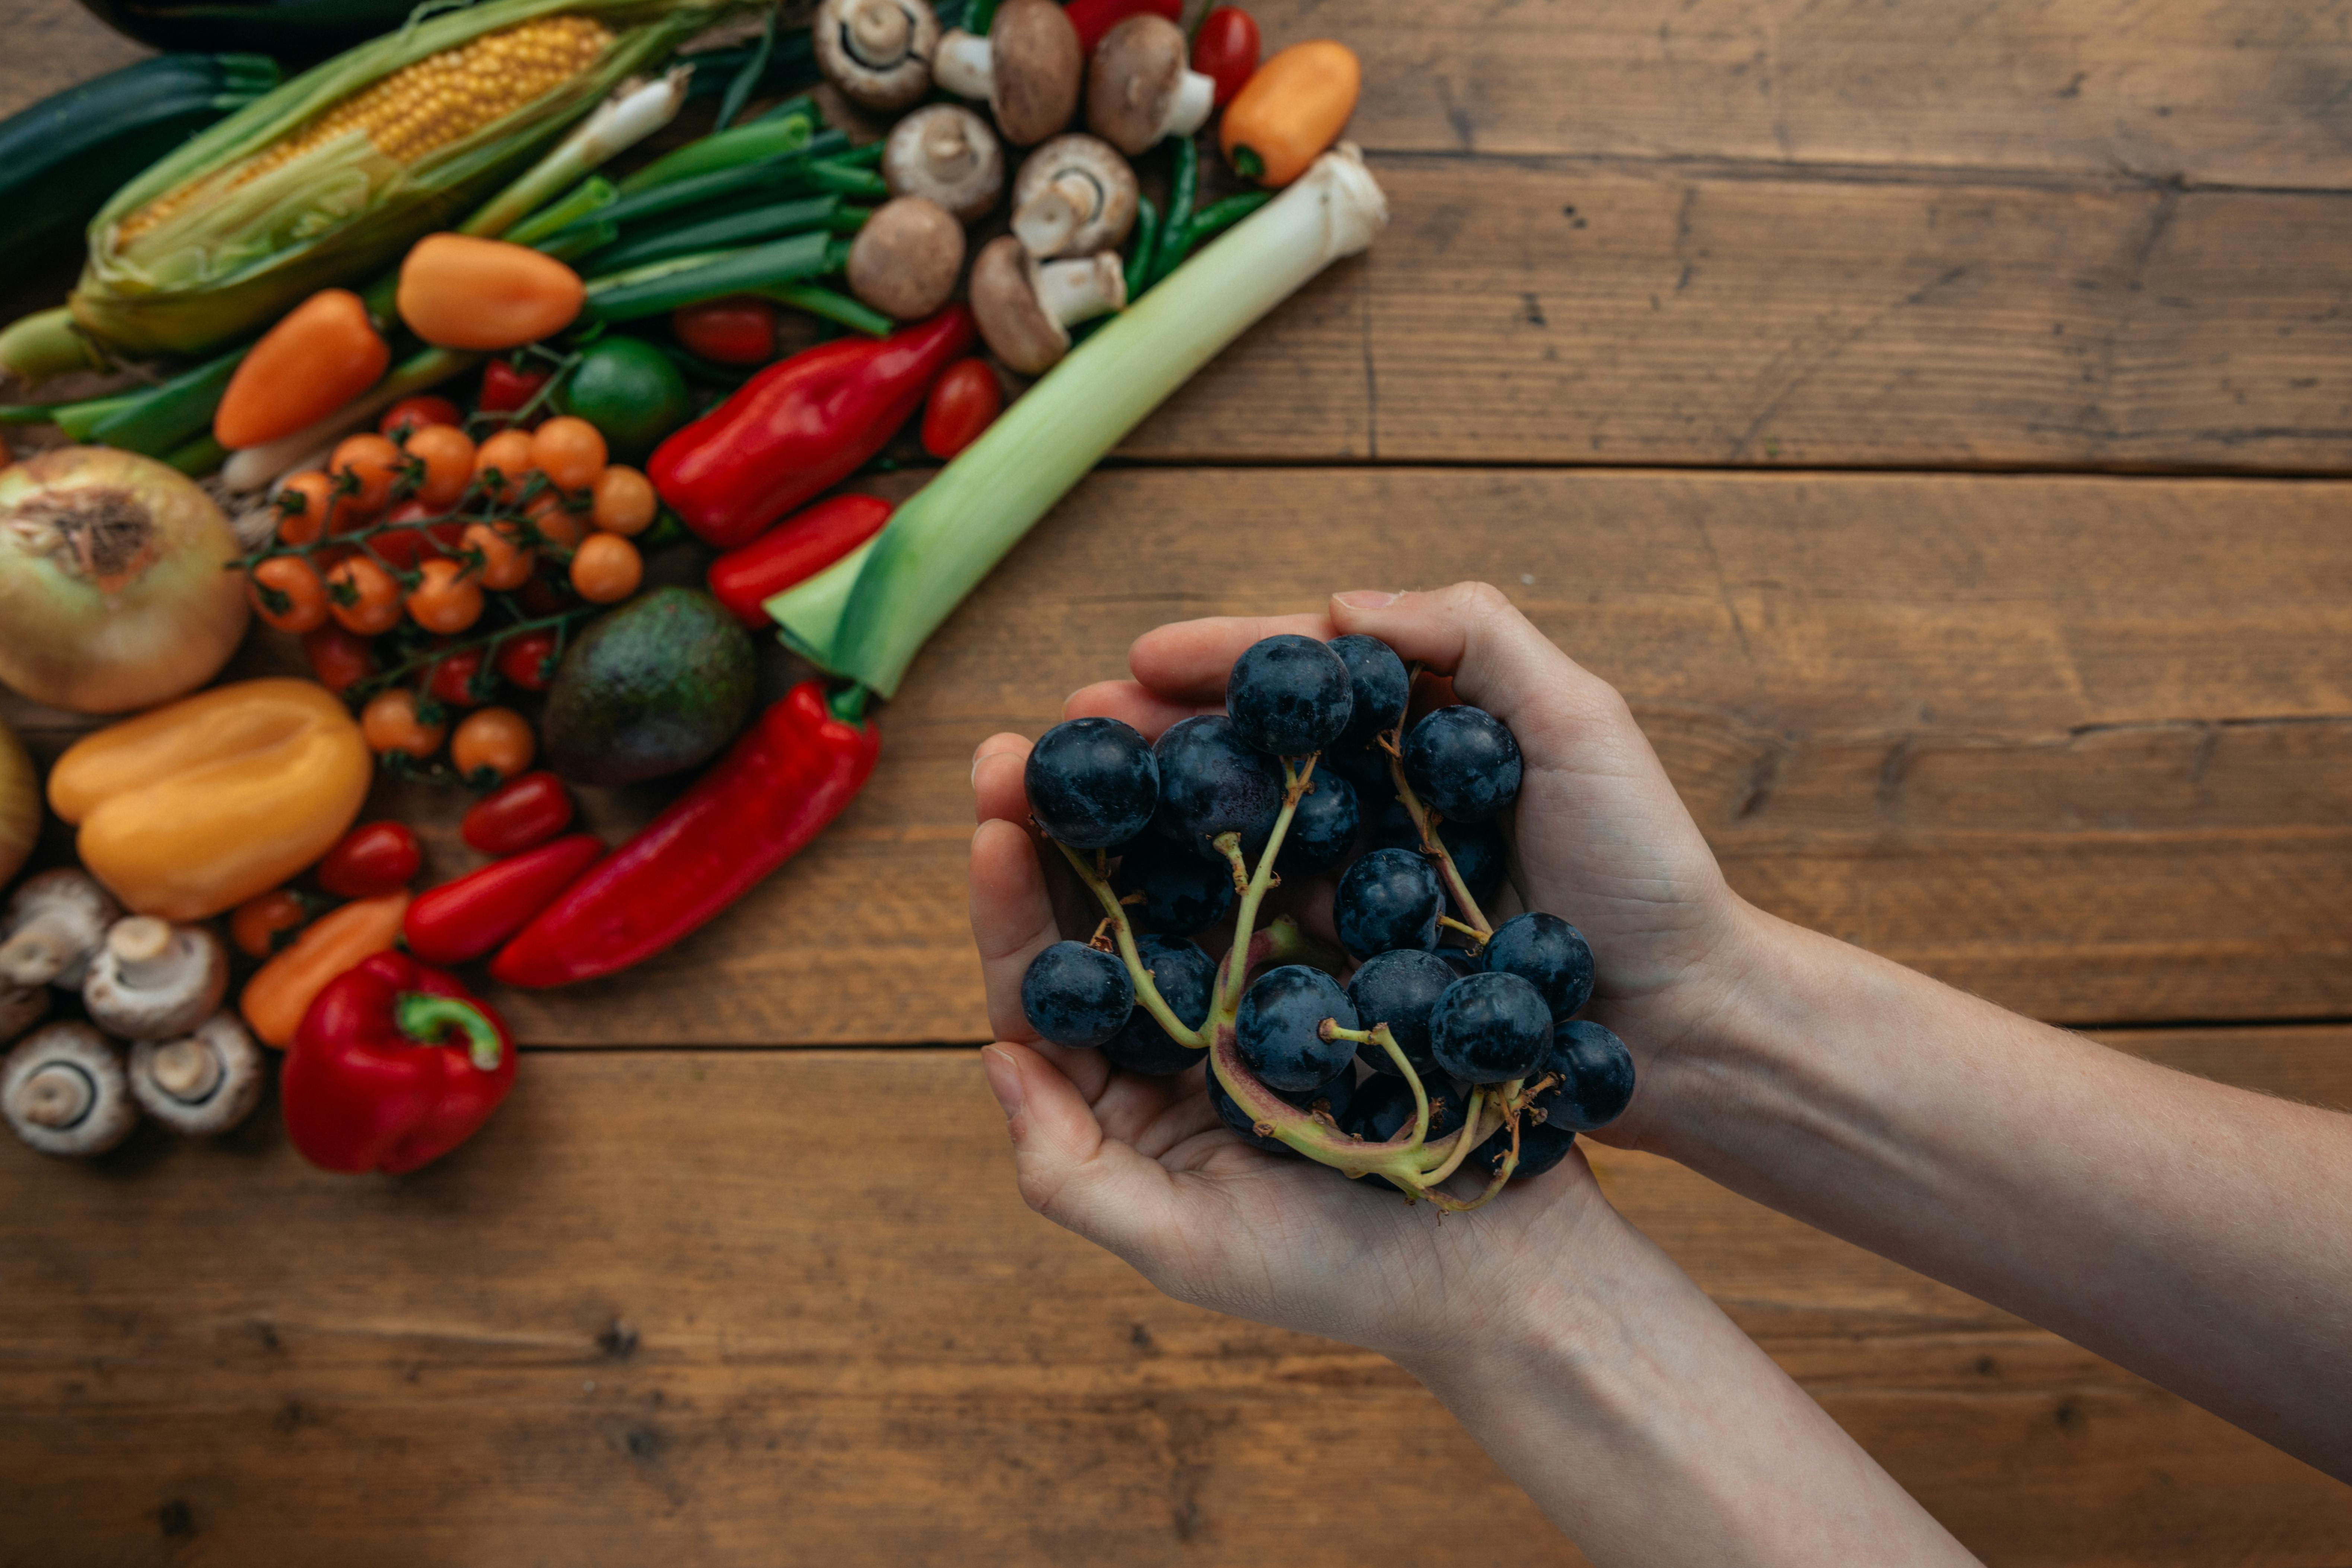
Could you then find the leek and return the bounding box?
[767,146,1388,698]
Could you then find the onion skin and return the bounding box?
[0,446,248,714]
[0,715,34,889]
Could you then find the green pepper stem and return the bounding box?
[395,993,503,1072]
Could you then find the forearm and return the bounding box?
[1634,910,2352,1476]
[1397,1194,1977,1568]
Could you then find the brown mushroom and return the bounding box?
[4,1021,136,1158]
[0,868,122,990]
[130,1013,266,1138]
[932,0,1082,147]
[0,981,46,1047]
[847,197,968,321]
[82,917,229,1042]
[884,105,1005,223]
[1010,135,1138,258]
[812,0,941,111]
[1085,14,1215,155]
[968,234,1127,375]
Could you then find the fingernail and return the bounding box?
[1335,589,1398,609]
[983,1045,1025,1119]
[970,747,984,788]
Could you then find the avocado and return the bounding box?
[541,587,756,786]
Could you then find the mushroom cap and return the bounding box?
[4,1021,136,1158]
[0,981,47,1046]
[130,1013,265,1138]
[1010,134,1139,256]
[987,0,1083,146]
[969,234,1067,376]
[0,867,122,989]
[812,0,941,111]
[1086,14,1188,155]
[884,105,1005,223]
[847,197,968,322]
[82,918,228,1041]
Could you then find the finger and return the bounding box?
[972,732,1033,826]
[1062,680,1207,741]
[970,818,1061,1043]
[1128,611,1337,704]
[983,1041,1197,1257]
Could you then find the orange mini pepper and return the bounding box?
[1219,40,1360,187]
[397,234,585,351]
[240,892,410,1049]
[214,289,390,450]
[48,679,372,921]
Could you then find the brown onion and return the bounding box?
[0,715,32,888]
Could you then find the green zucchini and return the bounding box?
[74,0,418,57]
[0,53,278,280]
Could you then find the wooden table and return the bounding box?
[4,2,2350,1562]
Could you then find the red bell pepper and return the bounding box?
[706,494,894,626]
[462,771,575,856]
[649,306,974,549]
[1065,0,1180,55]
[491,682,880,987]
[283,952,517,1176]
[404,833,604,966]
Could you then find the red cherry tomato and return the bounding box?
[379,395,464,441]
[316,821,422,899]
[302,624,376,696]
[496,629,560,692]
[1192,7,1261,105]
[369,498,467,569]
[461,770,576,856]
[920,358,1003,459]
[674,297,778,365]
[424,646,488,709]
[479,359,551,416]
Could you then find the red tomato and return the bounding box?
[1192,7,1261,105]
[424,646,488,708]
[302,624,376,696]
[674,298,777,365]
[317,821,422,899]
[370,499,468,569]
[496,629,560,692]
[461,770,576,856]
[920,359,1003,459]
[479,359,551,416]
[379,395,464,440]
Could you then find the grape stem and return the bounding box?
[1381,729,1494,942]
[1321,1021,1433,1151]
[1054,839,1204,1050]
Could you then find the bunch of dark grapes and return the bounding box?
[1016,631,1635,1206]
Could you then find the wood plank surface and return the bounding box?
[0,1036,2344,1567]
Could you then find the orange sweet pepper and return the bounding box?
[48,679,372,921]
[1219,40,1360,187]
[240,891,410,1048]
[213,289,390,450]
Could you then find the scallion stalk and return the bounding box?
[507,174,619,248]
[583,231,843,321]
[462,69,690,239]
[767,147,1389,697]
[82,343,247,456]
[584,195,846,274]
[764,283,894,337]
[542,133,849,247]
[620,101,823,193]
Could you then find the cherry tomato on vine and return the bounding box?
[407,557,486,634]
[570,531,642,603]
[361,688,446,758]
[473,427,537,504]
[1192,7,1261,105]
[920,358,1003,459]
[325,556,402,635]
[479,359,551,415]
[591,465,657,535]
[425,646,489,708]
[331,432,404,512]
[496,629,559,691]
[673,297,776,365]
[379,395,463,440]
[275,471,334,546]
[403,423,477,509]
[452,707,535,786]
[302,624,375,696]
[370,499,465,570]
[318,821,422,899]
[462,770,575,855]
[230,889,309,958]
[528,493,588,550]
[531,415,607,491]
[462,521,534,591]
[248,555,328,633]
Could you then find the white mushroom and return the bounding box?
[130,1013,266,1137]
[0,868,122,989]
[82,916,228,1041]
[931,0,1082,147]
[846,197,968,321]
[1011,134,1139,258]
[4,1021,136,1158]
[968,234,1126,376]
[1085,15,1215,155]
[884,105,1005,223]
[0,980,47,1046]
[812,0,941,111]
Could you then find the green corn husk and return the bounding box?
[66,0,744,358]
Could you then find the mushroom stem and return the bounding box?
[847,0,911,61]
[923,115,982,178]
[106,916,185,991]
[1035,254,1127,325]
[1166,70,1215,138]
[1013,173,1098,257]
[16,1062,92,1129]
[933,30,994,99]
[150,1037,224,1103]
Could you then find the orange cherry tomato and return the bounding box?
[461,521,534,590]
[403,422,477,509]
[361,688,446,757]
[569,531,642,603]
[591,465,657,535]
[406,557,485,634]
[302,624,376,696]
[527,493,586,550]
[379,395,464,440]
[451,706,535,785]
[247,555,328,633]
[920,358,1003,459]
[474,427,537,503]
[274,470,335,546]
[529,415,607,491]
[331,432,405,512]
[324,555,402,635]
[229,888,311,958]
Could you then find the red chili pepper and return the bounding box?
[282,952,517,1176]
[424,645,488,708]
[706,494,893,627]
[478,359,550,416]
[1191,6,1260,105]
[404,833,603,967]
[317,821,422,899]
[674,298,777,365]
[1064,0,1180,55]
[379,395,464,440]
[491,683,879,987]
[462,771,575,856]
[649,306,974,549]
[495,629,560,692]
[920,357,1002,459]
[302,624,375,696]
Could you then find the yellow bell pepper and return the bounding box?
[48,678,372,921]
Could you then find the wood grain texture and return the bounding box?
[1,1039,2346,1567]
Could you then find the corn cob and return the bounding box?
[69,0,740,357]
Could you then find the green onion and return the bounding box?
[83,343,247,456]
[166,431,229,477]
[544,133,849,244]
[507,173,618,248]
[621,99,821,192]
[462,69,689,239]
[583,231,843,320]
[585,195,847,274]
[764,283,892,337]
[767,149,1389,697]
[713,3,779,133]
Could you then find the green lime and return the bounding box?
[559,335,691,461]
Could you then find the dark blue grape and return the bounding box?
[1342,1070,1468,1144]
[1371,801,1504,909]
[1472,1119,1577,1180]
[1103,936,1216,1075]
[1321,738,1397,806]
[1344,947,1454,1078]
[1329,634,1410,750]
[1115,836,1236,933]
[1209,1060,1356,1154]
[1483,911,1595,1021]
[1152,715,1282,863]
[1429,970,1552,1083]
[1226,634,1352,756]
[1527,1020,1637,1131]
[1020,941,1134,1048]
[1437,946,1483,976]
[1403,706,1522,823]
[1235,964,1358,1091]
[1275,771,1359,878]
[1333,847,1442,961]
[1024,717,1158,849]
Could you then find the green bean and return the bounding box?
[1186,191,1271,247]
[1148,134,1199,290]
[764,283,893,337]
[1123,195,1161,302]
